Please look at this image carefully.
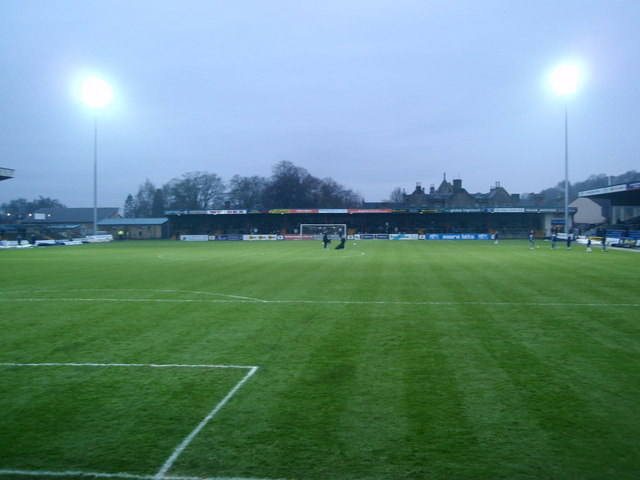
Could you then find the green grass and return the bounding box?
[0,239,639,480]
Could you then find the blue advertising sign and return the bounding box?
[424,234,492,240]
[215,234,244,241]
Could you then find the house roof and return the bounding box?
[0,167,15,181]
[579,181,640,206]
[33,207,120,223]
[98,218,168,226]
[436,179,453,194]
[570,197,610,208]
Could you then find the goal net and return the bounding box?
[299,224,347,239]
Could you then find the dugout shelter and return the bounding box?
[98,218,169,240]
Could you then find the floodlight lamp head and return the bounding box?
[81,77,114,108]
[549,65,579,96]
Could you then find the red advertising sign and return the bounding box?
[348,209,393,214]
[284,235,314,240]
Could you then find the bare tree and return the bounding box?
[261,160,361,208]
[317,178,361,208]
[262,160,312,207]
[1,196,66,218]
[134,179,156,217]
[151,188,166,217]
[123,194,135,218]
[388,187,405,203]
[228,174,267,209]
[167,171,226,209]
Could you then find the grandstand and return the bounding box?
[601,228,640,248]
[166,207,571,240]
[579,180,640,248]
[166,176,576,239]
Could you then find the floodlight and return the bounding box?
[81,77,114,108]
[79,76,114,235]
[549,65,579,96]
[548,63,580,235]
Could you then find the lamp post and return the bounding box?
[81,77,113,236]
[549,65,579,234]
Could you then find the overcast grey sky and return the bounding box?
[1,0,639,209]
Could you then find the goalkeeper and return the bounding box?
[322,232,331,249]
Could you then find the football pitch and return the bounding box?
[1,239,639,480]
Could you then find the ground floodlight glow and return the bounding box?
[549,65,579,96]
[81,77,114,108]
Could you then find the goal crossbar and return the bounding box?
[299,224,346,239]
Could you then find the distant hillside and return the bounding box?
[523,170,639,206]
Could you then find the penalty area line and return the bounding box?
[1,363,261,480]
[0,470,292,480]
[154,366,258,479]
[0,362,255,369]
[0,470,150,479]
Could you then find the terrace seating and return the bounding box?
[605,229,640,248]
[606,229,640,239]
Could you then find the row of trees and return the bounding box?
[125,160,362,218]
[3,168,637,220]
[0,196,66,219]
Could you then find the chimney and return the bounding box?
[453,179,462,192]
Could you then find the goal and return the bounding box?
[299,224,347,239]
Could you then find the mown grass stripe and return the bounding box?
[1,297,638,307]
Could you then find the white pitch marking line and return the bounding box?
[0,362,255,369]
[0,470,151,479]
[2,288,637,308]
[0,470,292,480]
[92,288,268,303]
[0,297,638,308]
[1,363,260,480]
[154,366,259,479]
[25,288,270,303]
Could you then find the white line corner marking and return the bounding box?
[155,365,258,479]
[0,362,259,479]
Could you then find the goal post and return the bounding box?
[299,224,347,239]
